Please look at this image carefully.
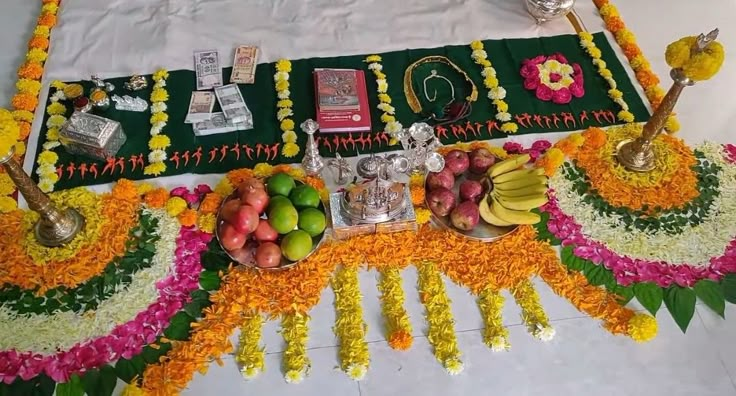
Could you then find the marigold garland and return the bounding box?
[665,35,724,82]
[144,69,171,176]
[282,312,310,383]
[469,41,518,133]
[511,279,554,341]
[332,266,370,380]
[477,287,510,351]
[235,312,265,379]
[594,0,679,133]
[417,261,463,375]
[364,55,402,144]
[377,268,413,350]
[274,59,300,158]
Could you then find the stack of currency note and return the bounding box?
[231,46,258,84]
[214,84,253,125]
[185,91,215,124]
[193,112,252,136]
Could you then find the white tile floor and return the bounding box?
[2,1,736,395]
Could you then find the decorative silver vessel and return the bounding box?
[525,0,575,24]
[59,111,127,160]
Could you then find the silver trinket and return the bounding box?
[394,122,445,174]
[60,112,127,160]
[300,119,325,177]
[326,153,353,185]
[340,178,407,224]
[112,95,149,112]
[90,75,115,93]
[124,75,148,91]
[90,89,110,111]
[525,0,576,24]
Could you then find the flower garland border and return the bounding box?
[143,69,171,176]
[35,81,69,192]
[275,59,300,158]
[469,41,518,134]
[332,266,370,380]
[364,55,402,144]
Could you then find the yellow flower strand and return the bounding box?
[332,265,370,380]
[511,279,554,341]
[416,261,463,375]
[274,59,299,158]
[477,287,510,351]
[469,40,519,133]
[235,312,266,379]
[377,267,413,351]
[628,312,658,343]
[144,69,170,176]
[282,312,310,384]
[36,85,70,193]
[578,32,635,122]
[364,55,402,144]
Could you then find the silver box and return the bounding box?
[59,111,127,160]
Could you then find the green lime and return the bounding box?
[268,203,298,234]
[289,185,321,209]
[267,173,296,197]
[267,195,291,213]
[297,208,326,237]
[281,230,313,261]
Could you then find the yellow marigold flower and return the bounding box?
[479,59,491,67]
[148,134,171,150]
[277,99,293,108]
[484,76,499,88]
[500,122,518,134]
[378,93,391,104]
[276,59,292,73]
[628,313,657,342]
[673,39,725,81]
[214,178,234,196]
[46,102,66,116]
[275,80,289,92]
[615,29,636,45]
[280,119,295,132]
[46,128,60,141]
[0,196,18,213]
[14,142,26,156]
[47,114,66,128]
[579,31,594,42]
[165,196,188,216]
[151,88,169,103]
[50,80,66,89]
[664,115,680,133]
[617,110,635,123]
[608,89,623,99]
[26,48,48,63]
[16,79,42,95]
[365,55,382,63]
[120,382,145,396]
[588,47,602,59]
[0,173,14,196]
[13,110,34,122]
[150,112,169,124]
[493,99,509,113]
[282,142,300,158]
[645,85,665,100]
[44,172,59,183]
[143,161,167,176]
[136,182,155,195]
[488,146,508,159]
[41,3,59,13]
[281,130,297,143]
[253,163,273,178]
[599,68,613,78]
[409,173,425,187]
[568,133,585,146]
[598,3,618,17]
[374,71,386,80]
[38,150,58,164]
[415,208,431,225]
[34,26,50,38]
[196,213,216,233]
[629,55,650,71]
[470,40,483,50]
[287,167,306,179]
[380,114,395,123]
[38,178,54,192]
[153,68,169,81]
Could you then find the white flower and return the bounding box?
[151,102,167,113]
[150,125,162,136]
[277,89,290,99]
[285,369,305,384]
[548,82,563,91]
[36,163,56,176]
[240,366,262,380]
[347,364,367,381]
[445,359,464,375]
[154,79,167,89]
[592,58,607,69]
[38,178,55,193]
[481,67,496,78]
[42,141,61,151]
[495,112,512,122]
[544,59,562,73]
[488,87,506,100]
[580,39,594,49]
[471,49,488,61]
[560,64,574,75]
[274,71,290,81]
[490,336,510,352]
[605,77,617,89]
[385,121,403,134]
[376,79,388,93]
[276,108,293,121]
[535,325,556,342]
[51,91,66,102]
[615,99,629,111]
[148,149,167,163]
[368,63,382,71]
[377,103,395,114]
[560,76,575,87]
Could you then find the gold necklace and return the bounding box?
[403,55,478,114]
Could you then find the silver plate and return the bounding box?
[215,180,328,271]
[426,172,518,243]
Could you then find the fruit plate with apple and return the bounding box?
[425,148,520,243]
[216,173,328,271]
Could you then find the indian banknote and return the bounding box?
[231,46,259,84]
[194,50,223,90]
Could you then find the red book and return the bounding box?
[314,68,372,133]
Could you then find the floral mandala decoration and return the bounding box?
[521,53,584,104]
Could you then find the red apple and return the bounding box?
[255,242,282,268]
[254,219,278,242]
[469,148,497,174]
[229,245,256,264]
[459,180,483,203]
[220,198,241,223]
[426,187,457,217]
[426,168,455,191]
[238,178,265,194]
[240,186,270,214]
[219,223,246,251]
[233,205,260,234]
[444,150,470,176]
[450,201,480,231]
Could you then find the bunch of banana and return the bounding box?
[478,154,549,226]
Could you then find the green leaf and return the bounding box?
[585,264,615,287]
[190,289,211,303]
[55,374,84,396]
[164,312,193,340]
[612,285,634,305]
[694,280,725,318]
[9,378,34,396]
[560,246,584,271]
[199,270,221,291]
[141,341,172,364]
[82,366,117,396]
[184,298,211,318]
[722,273,736,304]
[664,286,697,333]
[114,355,146,384]
[34,374,55,396]
[634,282,663,316]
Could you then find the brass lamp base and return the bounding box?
[34,207,85,247]
[615,139,656,172]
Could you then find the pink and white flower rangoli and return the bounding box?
[520,53,584,105]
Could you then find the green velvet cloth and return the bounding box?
[34,32,649,190]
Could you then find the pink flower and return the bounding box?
[502,142,524,154]
[523,77,539,91]
[551,88,572,104]
[526,149,542,161]
[570,82,585,98]
[549,53,568,64]
[531,140,552,151]
[182,192,200,206]
[724,144,736,164]
[549,73,562,83]
[195,184,213,195]
[170,186,190,197]
[536,85,553,101]
[520,63,540,79]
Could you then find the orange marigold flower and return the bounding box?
[38,13,58,28]
[387,330,413,351]
[535,148,565,177]
[636,70,660,88]
[553,139,579,156]
[582,127,607,149]
[28,36,50,50]
[593,0,609,7]
[112,179,141,202]
[18,62,43,80]
[605,16,625,32]
[622,43,642,60]
[144,188,169,208]
[11,93,38,112]
[42,0,60,4]
[272,164,292,175]
[178,209,197,227]
[17,122,31,140]
[304,176,326,191]
[410,186,425,206]
[198,192,223,214]
[225,168,255,187]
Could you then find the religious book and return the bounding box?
[313,68,371,133]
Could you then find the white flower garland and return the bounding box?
[550,142,736,265]
[364,55,402,143]
[36,81,69,193]
[144,69,171,176]
[469,40,518,133]
[0,209,178,353]
[274,59,299,158]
